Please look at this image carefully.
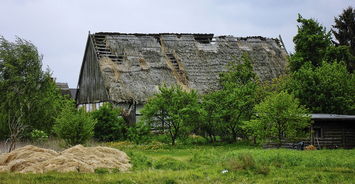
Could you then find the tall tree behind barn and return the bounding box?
[76,32,288,124]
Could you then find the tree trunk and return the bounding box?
[171,137,176,145]
[121,101,136,126]
[278,132,283,148]
[231,129,238,143]
[8,138,17,152]
[171,131,177,145]
[7,114,25,152]
[208,134,213,143]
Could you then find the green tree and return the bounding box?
[53,100,96,146]
[245,91,310,147]
[219,54,257,87]
[217,82,259,142]
[332,6,355,72]
[290,14,354,73]
[141,85,172,133]
[287,62,355,114]
[141,85,202,145]
[91,103,127,142]
[290,14,332,71]
[209,53,261,142]
[332,7,355,54]
[0,36,63,150]
[323,45,354,71]
[199,92,222,142]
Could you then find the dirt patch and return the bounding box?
[0,145,131,173]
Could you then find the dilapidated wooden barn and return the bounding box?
[76,32,288,122]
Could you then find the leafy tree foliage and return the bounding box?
[199,92,222,142]
[30,129,48,143]
[245,91,310,147]
[141,86,172,133]
[201,53,262,142]
[91,103,127,142]
[290,14,332,71]
[323,45,354,70]
[142,85,202,145]
[219,54,257,87]
[217,82,259,142]
[332,6,355,72]
[332,7,355,54]
[286,14,355,115]
[0,36,63,142]
[53,100,96,146]
[287,62,355,114]
[221,54,261,140]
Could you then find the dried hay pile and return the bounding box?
[305,145,317,150]
[0,145,131,173]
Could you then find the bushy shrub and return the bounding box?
[127,122,151,144]
[30,129,48,143]
[91,103,127,142]
[53,101,96,146]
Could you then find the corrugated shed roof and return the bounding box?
[311,114,355,120]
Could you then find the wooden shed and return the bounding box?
[76,32,289,123]
[310,114,355,149]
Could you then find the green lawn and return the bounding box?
[0,142,354,184]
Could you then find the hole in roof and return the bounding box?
[194,34,214,44]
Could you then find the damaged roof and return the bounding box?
[77,32,288,104]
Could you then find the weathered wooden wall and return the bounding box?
[312,120,355,149]
[77,35,108,104]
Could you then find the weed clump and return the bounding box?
[224,153,256,171]
[223,153,270,175]
[127,151,153,170]
[153,157,190,171]
[164,178,177,184]
[94,168,110,174]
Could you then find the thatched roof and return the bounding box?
[77,33,288,104]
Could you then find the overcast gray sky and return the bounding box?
[1,0,353,87]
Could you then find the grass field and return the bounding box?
[0,141,354,184]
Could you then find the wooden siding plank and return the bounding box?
[77,36,108,104]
